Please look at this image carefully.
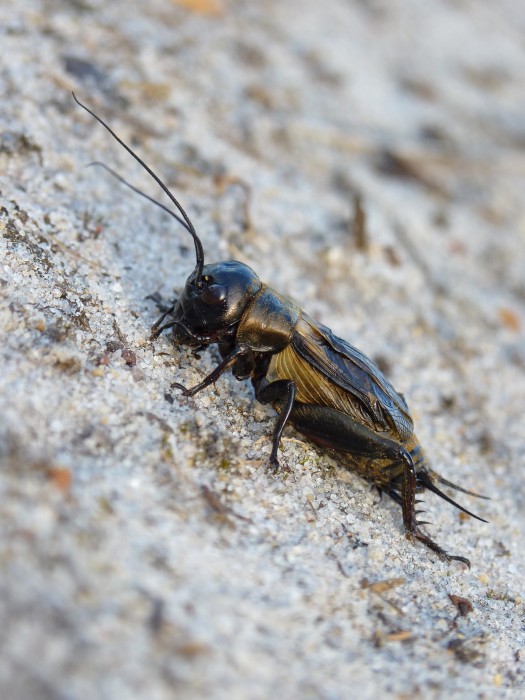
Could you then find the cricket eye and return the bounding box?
[201,284,227,306]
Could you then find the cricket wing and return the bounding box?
[292,315,414,439]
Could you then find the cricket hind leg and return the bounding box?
[391,469,472,567]
[288,403,471,565]
[383,468,473,566]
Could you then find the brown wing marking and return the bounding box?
[289,314,414,440]
[267,342,378,430]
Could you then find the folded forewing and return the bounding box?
[290,315,414,440]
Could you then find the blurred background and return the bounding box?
[1,1,524,697]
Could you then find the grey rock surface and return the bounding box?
[1,0,525,698]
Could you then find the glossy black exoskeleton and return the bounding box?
[74,94,488,566]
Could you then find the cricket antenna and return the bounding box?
[72,91,205,281]
[86,162,193,235]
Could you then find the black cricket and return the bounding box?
[74,94,487,566]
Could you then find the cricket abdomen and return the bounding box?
[404,433,429,474]
[331,431,429,490]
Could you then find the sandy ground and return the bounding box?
[1,0,525,698]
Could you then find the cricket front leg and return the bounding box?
[150,303,178,338]
[173,344,250,397]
